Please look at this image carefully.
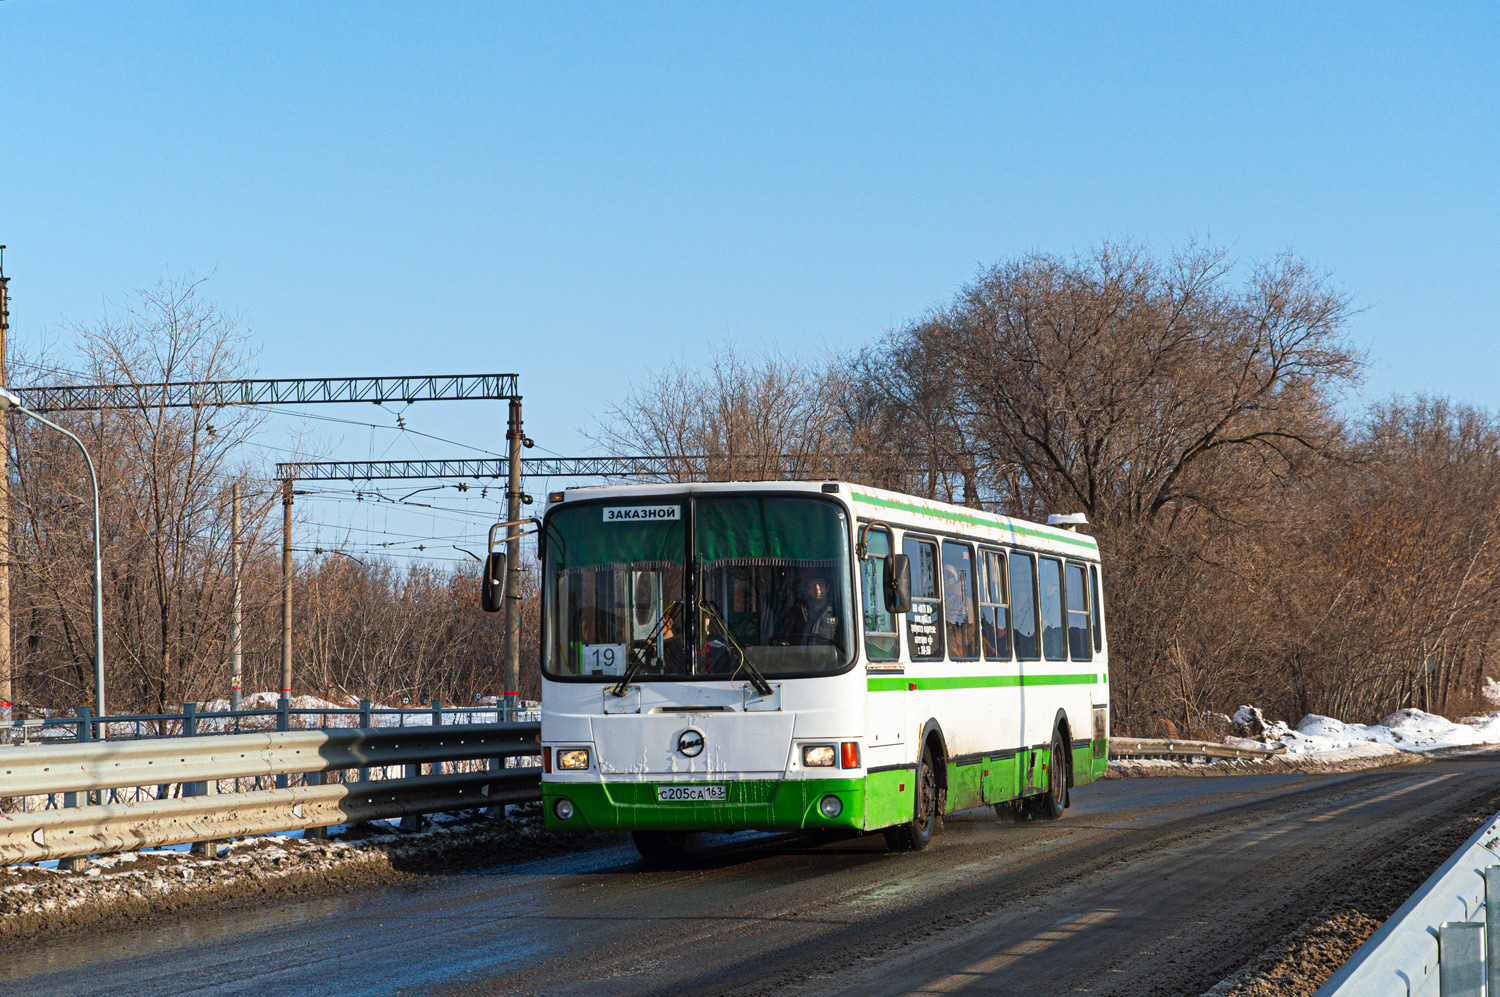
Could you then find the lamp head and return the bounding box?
[0,387,19,410]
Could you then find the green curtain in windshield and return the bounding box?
[545,504,684,571]
[696,497,846,564]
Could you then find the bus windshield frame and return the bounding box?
[540,491,858,683]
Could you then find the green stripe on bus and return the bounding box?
[850,489,1100,551]
[867,673,1101,693]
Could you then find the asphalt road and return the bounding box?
[6,757,1500,997]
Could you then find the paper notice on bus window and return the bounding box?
[581,643,627,675]
[908,603,940,657]
[603,505,680,523]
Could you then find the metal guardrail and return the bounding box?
[1315,809,1500,997]
[2,698,537,746]
[1108,737,1287,761]
[0,722,542,865]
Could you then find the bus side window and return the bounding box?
[903,536,944,660]
[1090,564,1104,653]
[1010,551,1039,661]
[1038,557,1066,661]
[980,548,1010,660]
[1065,561,1091,661]
[942,540,978,661]
[861,527,899,660]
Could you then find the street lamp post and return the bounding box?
[0,388,106,725]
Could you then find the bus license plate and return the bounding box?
[657,785,726,802]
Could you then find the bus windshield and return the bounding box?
[543,495,854,680]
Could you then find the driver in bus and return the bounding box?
[656,603,688,673]
[789,573,839,642]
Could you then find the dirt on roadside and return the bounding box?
[0,803,614,948]
[1104,749,1425,779]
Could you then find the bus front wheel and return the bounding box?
[884,745,940,852]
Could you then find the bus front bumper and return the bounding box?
[541,777,868,833]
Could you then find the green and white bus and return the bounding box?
[536,480,1109,858]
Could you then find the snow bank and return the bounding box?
[1251,707,1500,756]
[1112,703,1500,778]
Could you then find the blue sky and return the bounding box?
[3,2,1497,558]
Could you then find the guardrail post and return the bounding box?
[398,702,436,830]
[358,699,372,783]
[276,693,290,790]
[183,703,216,857]
[1441,921,1485,997]
[58,708,91,872]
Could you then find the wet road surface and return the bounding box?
[5,758,1500,997]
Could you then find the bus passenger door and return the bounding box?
[861,527,906,758]
[865,680,906,752]
[1010,550,1045,796]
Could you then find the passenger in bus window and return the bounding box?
[1010,551,1039,660]
[1039,557,1067,661]
[942,543,978,659]
[980,549,1010,660]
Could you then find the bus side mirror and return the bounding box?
[884,554,912,614]
[481,551,508,613]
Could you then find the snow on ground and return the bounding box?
[199,691,350,712]
[1110,703,1500,778]
[1276,708,1500,754]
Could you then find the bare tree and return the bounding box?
[591,341,848,481]
[9,277,280,711]
[932,242,1362,527]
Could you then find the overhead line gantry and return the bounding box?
[7,372,527,717]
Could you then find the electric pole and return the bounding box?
[0,248,10,718]
[230,481,242,711]
[503,398,524,719]
[280,478,293,701]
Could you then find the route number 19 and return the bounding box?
[581,643,626,676]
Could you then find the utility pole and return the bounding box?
[280,478,293,702]
[230,482,242,711]
[503,398,524,719]
[0,247,10,719]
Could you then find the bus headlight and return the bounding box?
[554,798,575,821]
[802,745,836,767]
[558,748,590,770]
[819,795,843,818]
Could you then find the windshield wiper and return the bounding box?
[610,601,679,698]
[702,603,774,697]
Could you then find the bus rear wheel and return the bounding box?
[884,745,940,852]
[1023,731,1068,821]
[632,830,689,863]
